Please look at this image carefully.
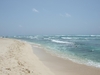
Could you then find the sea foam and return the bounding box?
[51,39,74,44]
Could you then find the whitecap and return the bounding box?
[61,37,72,39]
[51,39,74,44]
[86,60,100,68]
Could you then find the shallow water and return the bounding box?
[9,35,100,68]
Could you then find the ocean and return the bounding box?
[8,35,100,68]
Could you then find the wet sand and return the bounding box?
[32,44,100,75]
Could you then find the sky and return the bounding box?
[0,0,100,35]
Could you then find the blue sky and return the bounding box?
[0,0,100,35]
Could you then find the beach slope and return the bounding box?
[0,38,55,75]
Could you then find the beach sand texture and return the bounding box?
[1,38,100,75]
[0,38,55,75]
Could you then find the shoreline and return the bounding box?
[32,43,100,75]
[1,38,100,75]
[31,42,100,68]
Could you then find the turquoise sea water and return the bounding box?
[9,35,100,68]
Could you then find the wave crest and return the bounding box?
[51,39,74,44]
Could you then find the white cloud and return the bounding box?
[32,8,39,13]
[60,13,71,17]
[66,13,71,17]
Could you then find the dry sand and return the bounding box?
[32,44,100,75]
[0,38,55,75]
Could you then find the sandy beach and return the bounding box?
[0,38,55,75]
[0,38,100,75]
